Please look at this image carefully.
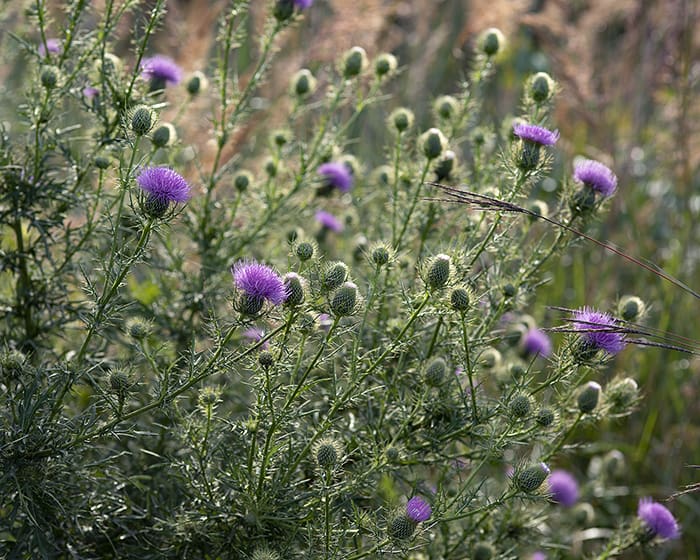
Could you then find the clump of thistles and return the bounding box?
[231,260,286,316]
[637,498,680,540]
[572,307,626,355]
[136,167,191,218]
[574,159,618,198]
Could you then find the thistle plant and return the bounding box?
[0,2,693,559]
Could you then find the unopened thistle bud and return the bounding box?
[434,150,456,181]
[374,53,398,78]
[330,282,359,316]
[272,128,292,148]
[151,123,177,148]
[426,253,452,290]
[450,287,471,313]
[479,28,505,56]
[109,370,130,395]
[263,157,278,178]
[434,95,459,121]
[233,169,253,193]
[618,295,646,322]
[502,282,517,298]
[323,261,349,291]
[528,200,549,220]
[40,66,59,89]
[130,105,155,136]
[198,386,221,408]
[94,156,111,170]
[125,317,152,340]
[529,71,556,104]
[420,127,447,160]
[473,542,496,560]
[388,107,414,133]
[0,349,26,378]
[186,70,209,95]
[425,357,447,387]
[606,377,639,413]
[273,0,295,21]
[577,381,602,413]
[283,272,306,307]
[258,350,275,368]
[291,68,317,97]
[388,513,416,540]
[369,242,393,267]
[385,446,400,463]
[341,46,368,78]
[536,408,555,427]
[295,241,315,262]
[479,347,502,369]
[509,394,532,418]
[314,438,343,468]
[515,462,550,493]
[251,547,281,560]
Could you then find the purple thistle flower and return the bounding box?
[523,328,552,358]
[140,55,183,86]
[531,553,547,560]
[315,210,344,232]
[406,496,432,523]
[637,498,680,540]
[574,159,618,197]
[513,123,559,146]
[232,260,286,306]
[547,469,579,507]
[39,38,61,57]
[136,167,192,206]
[83,86,100,99]
[294,0,313,7]
[318,162,354,193]
[572,307,626,355]
[242,326,269,350]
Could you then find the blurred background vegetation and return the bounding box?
[1,0,697,556]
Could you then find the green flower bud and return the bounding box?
[425,357,447,387]
[529,71,555,103]
[283,272,306,307]
[618,295,646,322]
[198,386,221,407]
[251,547,281,560]
[479,28,505,56]
[314,438,342,468]
[124,317,152,340]
[420,127,447,160]
[151,123,177,148]
[341,46,368,78]
[606,377,639,413]
[502,283,517,298]
[450,287,471,312]
[40,66,59,89]
[323,261,349,291]
[109,370,130,395]
[509,394,532,418]
[434,149,457,181]
[434,95,459,120]
[233,169,253,193]
[1,349,26,378]
[515,462,550,493]
[536,408,555,427]
[528,200,549,220]
[186,70,209,95]
[479,347,501,369]
[473,541,496,560]
[388,107,414,133]
[271,128,292,147]
[263,156,278,178]
[273,0,295,21]
[370,243,392,267]
[385,446,400,463]
[374,53,398,77]
[130,105,155,136]
[94,156,111,170]
[602,449,625,479]
[426,253,451,290]
[371,165,394,187]
[330,281,359,316]
[577,381,602,413]
[291,68,317,97]
[295,241,315,262]
[238,293,264,316]
[569,186,597,215]
[388,513,416,540]
[258,350,275,368]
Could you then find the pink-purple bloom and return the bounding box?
[294,0,313,7]
[523,328,552,357]
[547,469,579,507]
[83,86,100,99]
[531,553,547,560]
[232,260,286,306]
[572,307,626,355]
[406,496,432,523]
[317,162,354,193]
[574,159,618,197]
[242,326,269,350]
[140,55,183,86]
[315,210,344,232]
[136,167,192,205]
[39,38,60,56]
[513,123,559,146]
[637,498,680,540]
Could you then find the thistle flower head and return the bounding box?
[572,307,626,355]
[315,210,344,232]
[136,167,191,217]
[294,0,313,7]
[513,123,559,146]
[140,55,183,86]
[317,162,353,193]
[232,260,286,306]
[522,328,552,357]
[637,498,680,540]
[39,38,60,56]
[548,470,579,507]
[574,159,618,197]
[406,496,432,523]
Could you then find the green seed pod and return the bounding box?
[536,408,555,427]
[388,107,414,133]
[618,295,646,322]
[515,462,550,493]
[341,46,368,78]
[130,105,154,136]
[479,28,505,56]
[291,68,317,97]
[233,169,253,193]
[374,53,398,77]
[529,71,555,103]
[295,241,315,262]
[323,261,349,291]
[258,350,275,368]
[473,541,496,560]
[283,272,306,307]
[151,123,177,148]
[420,127,447,160]
[509,394,532,418]
[388,513,416,540]
[330,282,359,316]
[186,70,209,95]
[434,95,459,120]
[425,357,447,387]
[426,253,451,290]
[577,381,602,414]
[450,287,471,312]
